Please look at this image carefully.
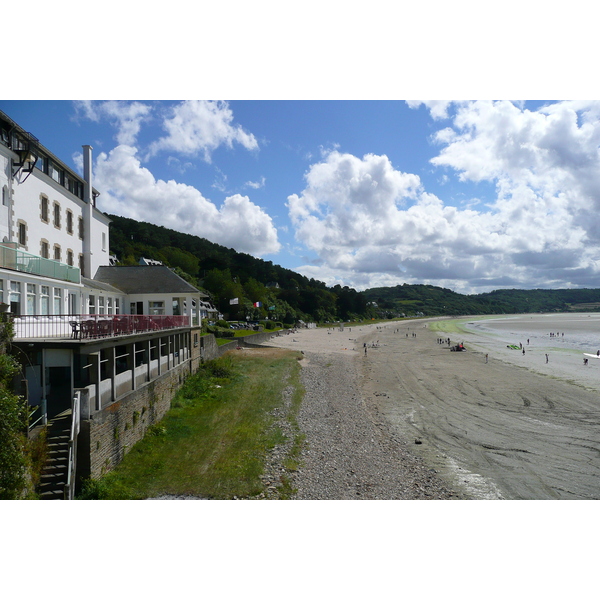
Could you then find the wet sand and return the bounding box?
[267,319,600,499]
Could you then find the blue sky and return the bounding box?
[2,3,597,295]
[4,99,600,294]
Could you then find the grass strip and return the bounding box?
[78,348,303,500]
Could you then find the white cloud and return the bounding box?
[406,100,454,120]
[74,100,151,145]
[147,100,258,162]
[94,145,280,256]
[287,134,600,293]
[245,176,266,189]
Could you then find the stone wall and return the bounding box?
[83,359,190,479]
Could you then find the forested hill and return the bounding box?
[107,214,600,322]
[363,284,600,317]
[107,214,368,323]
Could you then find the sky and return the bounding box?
[2,3,598,297]
[5,98,600,295]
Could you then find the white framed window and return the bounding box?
[98,296,105,315]
[115,298,120,314]
[107,297,113,315]
[102,232,106,251]
[89,295,96,315]
[149,301,165,315]
[40,286,50,315]
[10,281,21,315]
[26,283,36,315]
[53,288,62,315]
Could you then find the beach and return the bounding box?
[265,316,600,499]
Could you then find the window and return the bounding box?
[41,195,49,222]
[98,296,105,315]
[27,283,36,315]
[89,295,96,315]
[40,286,49,315]
[53,245,61,262]
[53,202,61,228]
[107,297,113,315]
[79,254,85,277]
[17,221,26,246]
[149,301,165,315]
[36,155,47,173]
[2,186,8,206]
[49,161,62,184]
[102,232,106,251]
[9,281,21,315]
[115,298,120,314]
[67,250,73,266]
[40,240,49,259]
[78,217,84,240]
[53,288,62,314]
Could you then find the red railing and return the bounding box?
[12,314,190,340]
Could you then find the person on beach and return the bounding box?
[545,353,549,363]
[522,348,525,355]
[485,353,488,363]
[364,347,367,356]
[584,358,588,366]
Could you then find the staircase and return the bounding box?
[38,410,72,499]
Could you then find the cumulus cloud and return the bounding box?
[94,145,280,256]
[74,100,151,145]
[287,122,600,293]
[147,100,258,162]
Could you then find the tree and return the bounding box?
[0,316,28,499]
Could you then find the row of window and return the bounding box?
[88,294,121,315]
[0,279,121,316]
[40,195,84,239]
[1,279,65,316]
[35,155,85,201]
[16,219,85,275]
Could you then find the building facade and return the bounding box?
[1,109,209,497]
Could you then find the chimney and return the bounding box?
[82,145,93,278]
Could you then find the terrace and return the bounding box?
[0,243,80,284]
[12,313,191,341]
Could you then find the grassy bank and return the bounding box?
[78,348,304,500]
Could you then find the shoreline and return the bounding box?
[265,317,600,499]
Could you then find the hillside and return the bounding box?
[363,284,600,317]
[107,214,368,323]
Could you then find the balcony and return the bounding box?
[0,243,80,284]
[12,314,191,341]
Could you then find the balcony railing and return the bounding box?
[0,243,80,284]
[12,314,190,340]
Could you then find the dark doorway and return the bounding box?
[46,366,72,419]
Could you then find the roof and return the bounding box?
[81,276,123,295]
[93,266,202,295]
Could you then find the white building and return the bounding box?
[0,109,206,424]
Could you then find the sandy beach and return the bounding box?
[265,317,600,499]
